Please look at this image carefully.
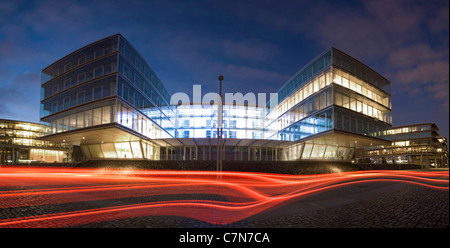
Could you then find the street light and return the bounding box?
[217,75,224,180]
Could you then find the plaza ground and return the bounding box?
[0,165,447,228]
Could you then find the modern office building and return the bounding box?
[38,33,427,163]
[357,123,449,168]
[0,119,72,164]
[264,47,392,160]
[40,34,172,161]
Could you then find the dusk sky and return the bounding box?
[0,0,448,138]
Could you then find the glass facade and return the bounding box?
[169,104,265,139]
[40,34,172,161]
[0,119,71,164]
[357,123,449,167]
[40,37,400,162]
[266,48,392,143]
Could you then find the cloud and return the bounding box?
[223,64,287,83]
[394,59,449,86]
[387,43,448,68]
[0,72,41,122]
[425,83,449,100]
[427,6,449,34]
[221,39,280,61]
[219,0,449,127]
[22,0,90,33]
[148,32,288,94]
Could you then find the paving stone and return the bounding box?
[0,183,447,228]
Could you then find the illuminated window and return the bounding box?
[356,101,362,112]
[342,77,349,88]
[115,142,133,158]
[130,141,142,158]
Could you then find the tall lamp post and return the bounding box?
[217,75,224,180]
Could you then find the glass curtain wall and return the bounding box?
[265,47,392,144]
[169,104,265,139]
[0,119,71,164]
[283,142,353,160]
[41,36,119,119]
[265,69,333,139]
[117,36,175,132]
[81,140,160,160]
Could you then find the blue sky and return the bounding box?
[0,0,448,138]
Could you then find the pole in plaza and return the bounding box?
[217,75,224,180]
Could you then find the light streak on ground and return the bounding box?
[0,166,447,227]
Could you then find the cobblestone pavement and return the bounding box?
[0,180,448,228]
[70,183,448,228]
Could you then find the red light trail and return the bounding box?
[0,167,448,227]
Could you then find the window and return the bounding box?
[94,65,104,78]
[77,112,84,128]
[357,119,363,133]
[183,130,190,138]
[105,62,113,74]
[77,72,86,84]
[52,84,58,95]
[319,75,325,89]
[123,64,130,79]
[229,131,237,138]
[76,91,85,105]
[63,96,70,110]
[333,73,341,85]
[335,112,342,129]
[95,48,104,58]
[183,120,190,128]
[206,130,211,138]
[351,118,357,132]
[93,86,102,100]
[319,92,326,109]
[335,93,343,106]
[356,84,361,94]
[313,95,320,111]
[350,81,356,91]
[78,55,86,65]
[93,108,102,125]
[64,63,72,72]
[343,95,350,108]
[134,74,143,89]
[63,117,69,131]
[230,120,237,128]
[69,114,76,130]
[51,101,58,113]
[356,101,362,113]
[123,85,129,101]
[343,115,350,131]
[84,110,92,127]
[313,79,319,93]
[102,106,111,124]
[342,77,349,88]
[115,142,132,158]
[363,103,368,115]
[64,79,72,89]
